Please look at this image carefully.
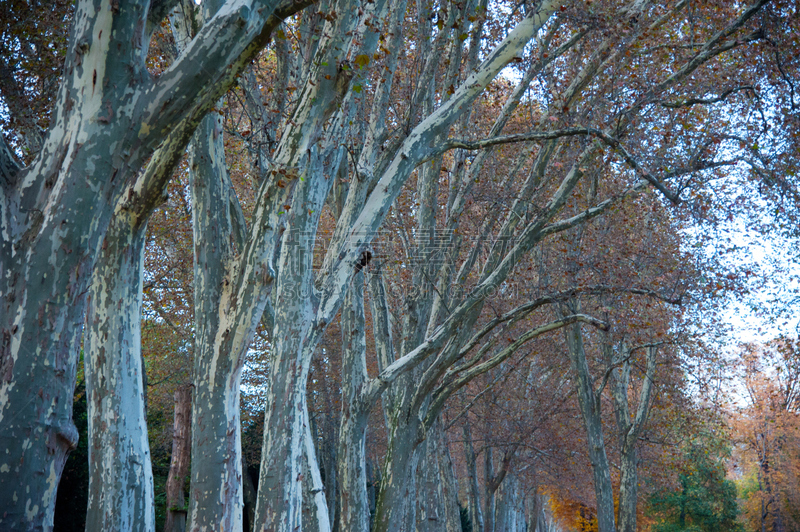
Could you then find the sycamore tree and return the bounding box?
[1,0,799,531]
[0,0,311,526]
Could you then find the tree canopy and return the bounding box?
[1,0,799,531]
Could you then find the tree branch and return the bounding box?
[137,0,315,153]
[425,127,683,203]
[0,134,22,190]
[660,85,756,108]
[427,314,608,428]
[128,0,314,224]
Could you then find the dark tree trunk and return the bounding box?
[165,386,192,532]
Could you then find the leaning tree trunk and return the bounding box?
[84,213,155,531]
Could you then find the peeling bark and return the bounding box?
[84,213,155,532]
[186,110,248,531]
[336,271,371,532]
[415,421,461,532]
[0,0,299,523]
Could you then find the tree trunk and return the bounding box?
[373,413,422,532]
[463,421,486,532]
[186,110,249,531]
[337,271,371,532]
[165,386,192,532]
[323,435,339,532]
[253,333,313,531]
[416,428,445,531]
[84,213,155,532]
[761,455,785,532]
[303,395,333,532]
[494,471,526,532]
[252,150,334,532]
[563,321,616,532]
[617,445,637,532]
[484,448,497,532]
[612,344,657,532]
[440,431,463,532]
[416,421,461,532]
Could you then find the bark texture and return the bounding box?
[612,343,657,532]
[563,319,616,532]
[84,214,155,532]
[165,386,193,532]
[337,271,371,532]
[0,0,295,524]
[494,471,527,532]
[187,110,248,531]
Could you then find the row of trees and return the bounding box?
[734,338,800,532]
[1,0,798,530]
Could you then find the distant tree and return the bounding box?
[648,438,742,532]
[735,338,800,532]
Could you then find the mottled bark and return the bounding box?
[494,471,527,532]
[336,271,371,532]
[0,0,305,524]
[302,395,333,532]
[186,110,247,531]
[372,413,422,532]
[440,434,463,532]
[252,150,334,532]
[84,214,155,532]
[165,386,192,532]
[247,0,411,526]
[415,421,461,532]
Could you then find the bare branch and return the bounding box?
[660,85,756,108]
[425,127,684,203]
[427,314,608,427]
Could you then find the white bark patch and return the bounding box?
[74,5,115,145]
[25,499,39,521]
[41,461,58,510]
[0,301,27,424]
